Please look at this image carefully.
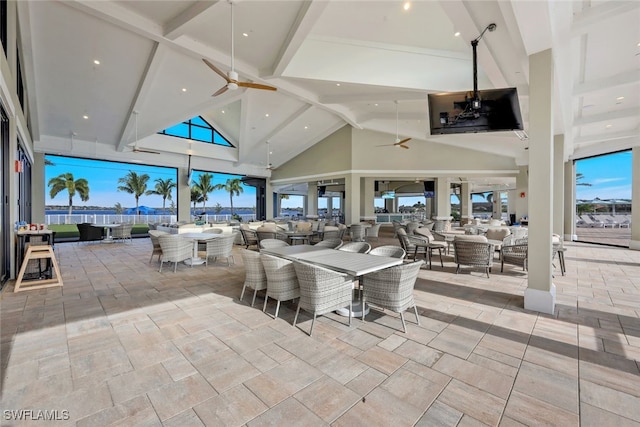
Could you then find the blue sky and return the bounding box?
[45,155,256,209]
[575,150,632,200]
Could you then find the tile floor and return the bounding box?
[1,228,639,426]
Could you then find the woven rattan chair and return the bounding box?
[338,242,371,253]
[349,224,367,242]
[369,245,406,259]
[240,249,267,307]
[361,260,424,332]
[292,261,354,336]
[239,226,259,250]
[452,235,495,278]
[158,235,193,273]
[204,234,236,266]
[365,223,381,241]
[148,230,167,264]
[261,254,300,319]
[260,238,290,250]
[314,238,343,249]
[501,237,528,272]
[112,223,133,243]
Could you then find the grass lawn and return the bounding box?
[48,224,150,240]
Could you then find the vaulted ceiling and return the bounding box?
[21,0,640,178]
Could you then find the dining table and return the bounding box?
[180,232,221,266]
[261,245,403,317]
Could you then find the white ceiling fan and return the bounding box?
[203,1,277,97]
[127,111,160,154]
[376,101,412,149]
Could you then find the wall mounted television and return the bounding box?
[428,88,523,135]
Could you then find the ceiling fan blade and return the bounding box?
[203,59,230,82]
[237,82,277,91]
[394,137,411,145]
[212,85,229,97]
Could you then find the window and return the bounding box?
[159,116,234,147]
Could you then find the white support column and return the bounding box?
[553,135,565,237]
[344,174,361,225]
[177,167,191,223]
[460,182,472,224]
[434,177,451,220]
[631,147,640,250]
[564,161,577,241]
[265,180,274,220]
[525,48,556,314]
[516,166,528,221]
[307,182,318,217]
[492,191,502,220]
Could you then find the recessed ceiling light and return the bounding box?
[454,32,461,37]
[93,60,100,65]
[82,115,89,120]
[605,124,613,128]
[403,2,411,11]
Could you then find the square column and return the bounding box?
[553,135,564,237]
[525,48,556,315]
[564,161,577,241]
[434,177,451,220]
[631,147,640,250]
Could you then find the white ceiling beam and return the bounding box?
[261,1,330,79]
[320,91,427,104]
[573,70,640,96]
[164,1,221,40]
[571,1,640,36]
[573,107,640,126]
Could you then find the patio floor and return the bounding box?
[1,228,639,426]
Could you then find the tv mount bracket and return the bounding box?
[471,23,497,109]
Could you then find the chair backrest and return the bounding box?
[314,238,343,249]
[338,242,371,253]
[369,245,405,259]
[260,239,290,249]
[241,249,267,290]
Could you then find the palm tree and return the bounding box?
[191,186,204,214]
[47,173,90,216]
[148,178,176,213]
[117,171,151,215]
[220,178,244,216]
[192,173,216,212]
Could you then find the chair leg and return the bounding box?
[413,305,420,326]
[309,314,317,336]
[400,312,407,333]
[293,304,301,327]
[274,300,281,319]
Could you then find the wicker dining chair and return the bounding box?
[452,235,495,278]
[292,261,354,336]
[259,239,290,250]
[261,254,300,319]
[338,242,371,253]
[240,249,267,307]
[204,234,237,266]
[148,230,167,264]
[314,238,343,249]
[158,235,193,273]
[369,245,406,259]
[361,260,424,332]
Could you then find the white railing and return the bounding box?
[45,213,257,225]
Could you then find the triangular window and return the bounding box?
[159,116,234,147]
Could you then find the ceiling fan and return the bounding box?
[127,111,160,154]
[376,101,412,149]
[203,1,277,97]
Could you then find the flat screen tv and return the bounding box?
[428,88,523,135]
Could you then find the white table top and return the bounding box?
[262,245,402,276]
